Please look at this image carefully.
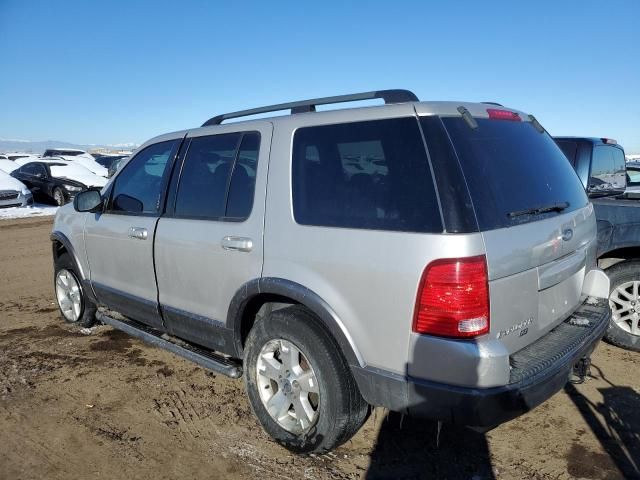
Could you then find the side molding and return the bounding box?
[227,278,364,367]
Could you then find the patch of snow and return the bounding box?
[569,317,591,327]
[0,204,58,220]
[586,297,600,305]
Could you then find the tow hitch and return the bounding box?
[570,356,592,384]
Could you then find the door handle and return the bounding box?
[221,236,253,252]
[128,227,148,240]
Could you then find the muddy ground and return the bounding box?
[0,216,638,480]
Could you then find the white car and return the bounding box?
[0,170,33,207]
[42,148,108,177]
[0,159,20,173]
[5,153,40,164]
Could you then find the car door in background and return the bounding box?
[154,123,271,352]
[84,139,181,329]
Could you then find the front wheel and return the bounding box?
[606,261,640,352]
[52,187,66,206]
[243,305,369,453]
[54,253,96,327]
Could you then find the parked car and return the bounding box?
[42,148,108,177]
[52,90,610,453]
[0,159,20,173]
[555,137,640,351]
[0,169,33,207]
[624,161,640,195]
[107,155,128,177]
[5,153,40,164]
[12,160,107,205]
[94,154,128,174]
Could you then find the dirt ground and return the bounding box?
[0,216,638,480]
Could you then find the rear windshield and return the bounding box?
[439,117,588,230]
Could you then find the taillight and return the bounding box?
[487,108,521,121]
[413,256,490,338]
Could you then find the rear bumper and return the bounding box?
[353,298,610,428]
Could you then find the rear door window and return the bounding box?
[292,117,442,233]
[173,131,260,220]
[439,117,587,230]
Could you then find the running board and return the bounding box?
[95,311,243,379]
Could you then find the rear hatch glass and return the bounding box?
[440,117,588,231]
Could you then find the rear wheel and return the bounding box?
[243,305,369,453]
[606,261,640,352]
[54,253,96,327]
[52,187,65,206]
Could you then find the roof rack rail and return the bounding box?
[201,89,419,127]
[482,101,504,106]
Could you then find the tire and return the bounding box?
[54,253,97,328]
[605,260,640,352]
[52,187,66,206]
[243,305,369,453]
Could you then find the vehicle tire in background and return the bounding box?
[243,305,369,453]
[606,260,640,352]
[52,187,66,206]
[54,253,96,328]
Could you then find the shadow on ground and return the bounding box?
[565,363,640,479]
[365,411,495,480]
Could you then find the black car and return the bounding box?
[11,162,87,206]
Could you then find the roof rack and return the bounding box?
[201,89,419,127]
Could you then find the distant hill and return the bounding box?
[0,138,137,154]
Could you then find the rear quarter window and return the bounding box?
[292,117,442,233]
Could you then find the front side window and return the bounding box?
[590,146,626,192]
[110,140,178,214]
[174,131,260,220]
[292,118,442,233]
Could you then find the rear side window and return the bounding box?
[292,118,442,233]
[590,146,626,192]
[627,167,640,186]
[440,117,587,230]
[174,132,259,220]
[555,140,578,166]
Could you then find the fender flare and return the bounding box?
[226,277,364,368]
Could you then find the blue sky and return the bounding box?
[1,0,639,152]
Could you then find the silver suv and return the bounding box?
[51,90,612,453]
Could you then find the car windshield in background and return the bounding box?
[439,117,588,230]
[96,155,126,168]
[44,150,83,157]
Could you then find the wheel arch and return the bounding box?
[227,278,364,368]
[50,231,87,281]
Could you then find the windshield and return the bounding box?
[439,117,588,230]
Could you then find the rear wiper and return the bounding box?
[508,201,569,218]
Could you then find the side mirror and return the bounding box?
[74,189,103,213]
